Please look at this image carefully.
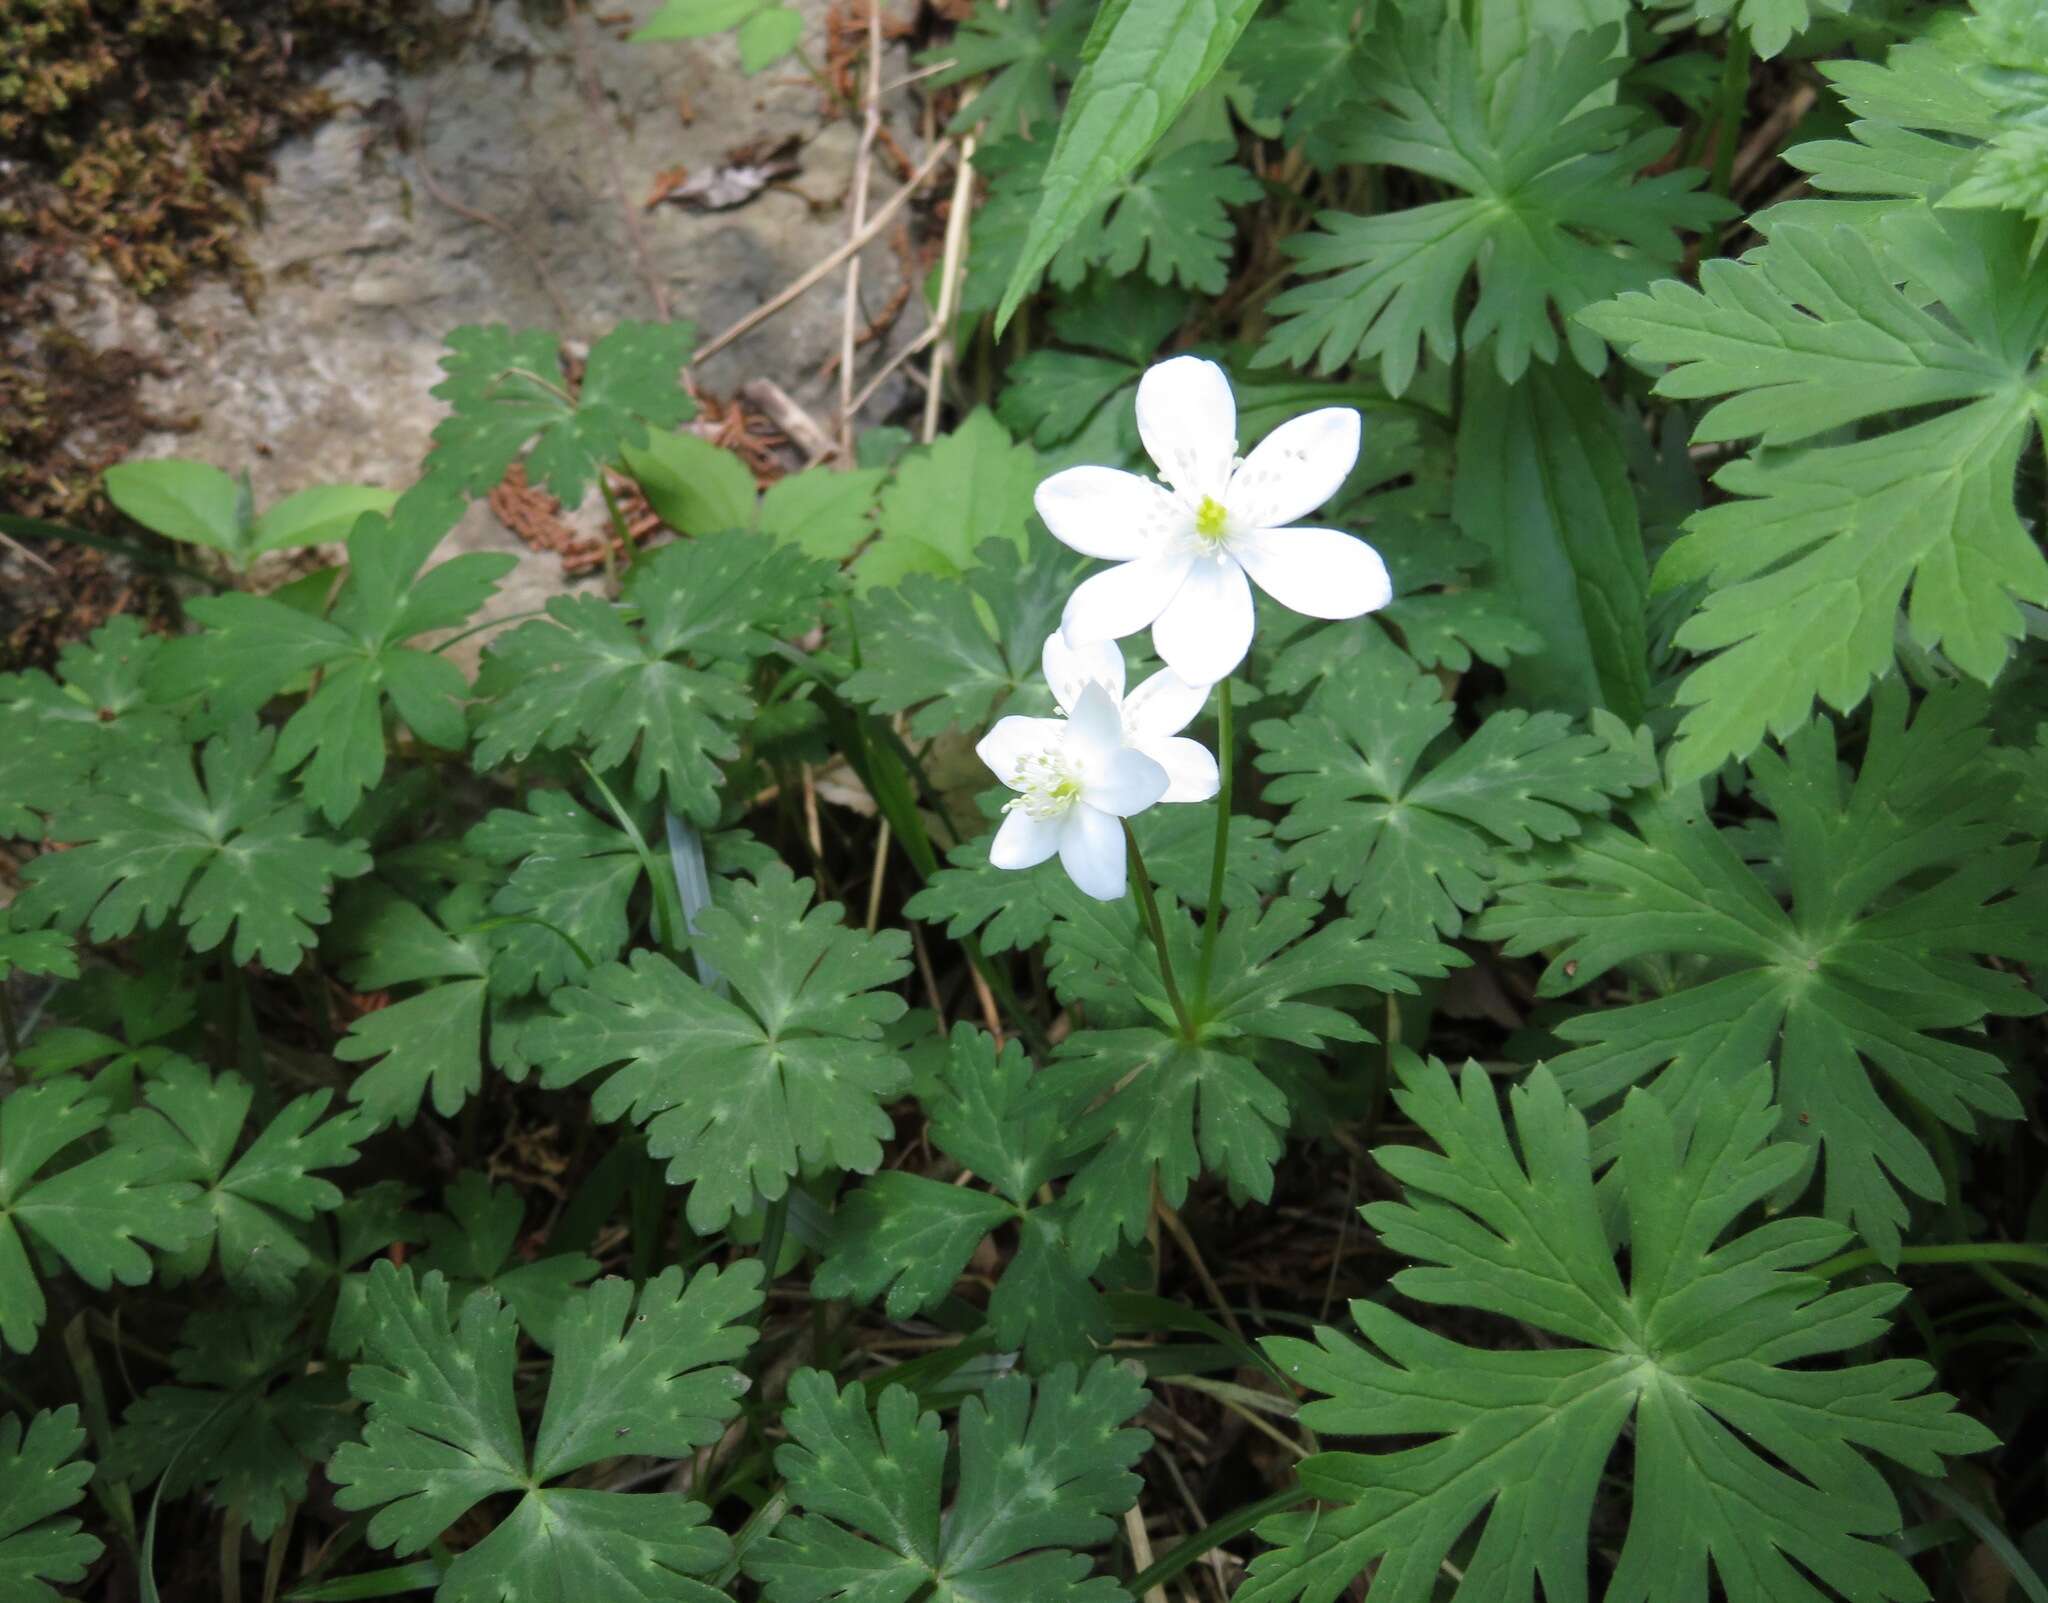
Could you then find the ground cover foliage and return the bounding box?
[4,0,2048,1598]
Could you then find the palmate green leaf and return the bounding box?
[108,1061,369,1301]
[1259,22,1728,393]
[746,1360,1150,1603]
[326,1174,591,1359]
[0,930,77,983]
[332,885,495,1126]
[0,1077,205,1353]
[994,349,1144,448]
[860,409,1041,586]
[815,1025,1108,1367]
[1478,683,2042,1261]
[1582,211,2048,778]
[924,0,1088,141]
[155,489,516,821]
[1047,142,1264,296]
[472,530,830,823]
[412,1172,599,1352]
[0,1407,102,1602]
[12,718,372,972]
[995,0,1263,328]
[1,618,178,836]
[1239,1058,1996,1603]
[1779,3,2044,224]
[906,796,1281,955]
[463,789,769,995]
[14,964,196,1102]
[465,789,647,993]
[525,867,910,1231]
[1253,642,1654,940]
[331,1259,760,1603]
[840,537,1077,738]
[1044,893,1458,1262]
[1235,0,1376,166]
[424,321,697,503]
[113,1306,353,1541]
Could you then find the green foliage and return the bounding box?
[473,531,830,824]
[108,1061,370,1300]
[155,489,515,821]
[103,457,395,568]
[9,5,2043,1595]
[925,0,1088,141]
[841,537,1076,738]
[331,1260,761,1602]
[634,0,803,73]
[859,408,1041,584]
[1583,212,2048,778]
[525,867,910,1230]
[995,0,1265,326]
[12,718,372,972]
[0,618,178,835]
[0,1077,205,1353]
[0,1407,102,1602]
[746,1360,1151,1603]
[1045,893,1459,1261]
[423,322,698,503]
[1254,640,1654,939]
[1480,684,2042,1260]
[815,1025,1107,1365]
[113,1307,353,1541]
[1260,22,1728,393]
[1241,1058,1995,1603]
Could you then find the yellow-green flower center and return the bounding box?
[1194,495,1230,543]
[1005,750,1082,820]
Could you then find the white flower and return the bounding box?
[974,663,1179,901]
[1035,354,1392,685]
[1038,632,1219,805]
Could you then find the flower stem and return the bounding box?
[1124,821,1194,1039]
[1194,676,1234,1010]
[1813,1242,2048,1280]
[599,475,640,574]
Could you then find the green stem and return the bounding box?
[1126,1486,1310,1596]
[758,1193,791,1281]
[1124,822,1194,1039]
[1814,1242,2048,1280]
[1710,32,1753,201]
[1976,1263,2048,1326]
[599,476,640,573]
[1194,676,1234,1011]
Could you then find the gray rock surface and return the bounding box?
[63,0,929,646]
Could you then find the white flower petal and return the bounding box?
[1041,631,1125,716]
[1225,408,1361,530]
[989,808,1061,869]
[1035,466,1186,561]
[1152,558,1254,685]
[976,715,1066,787]
[1059,804,1127,901]
[1233,526,1393,620]
[1121,667,1208,742]
[1142,735,1220,804]
[1136,356,1237,504]
[1083,744,1169,817]
[1063,681,1126,772]
[1061,551,1194,646]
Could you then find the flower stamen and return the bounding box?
[1194,496,1230,545]
[1004,749,1083,820]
